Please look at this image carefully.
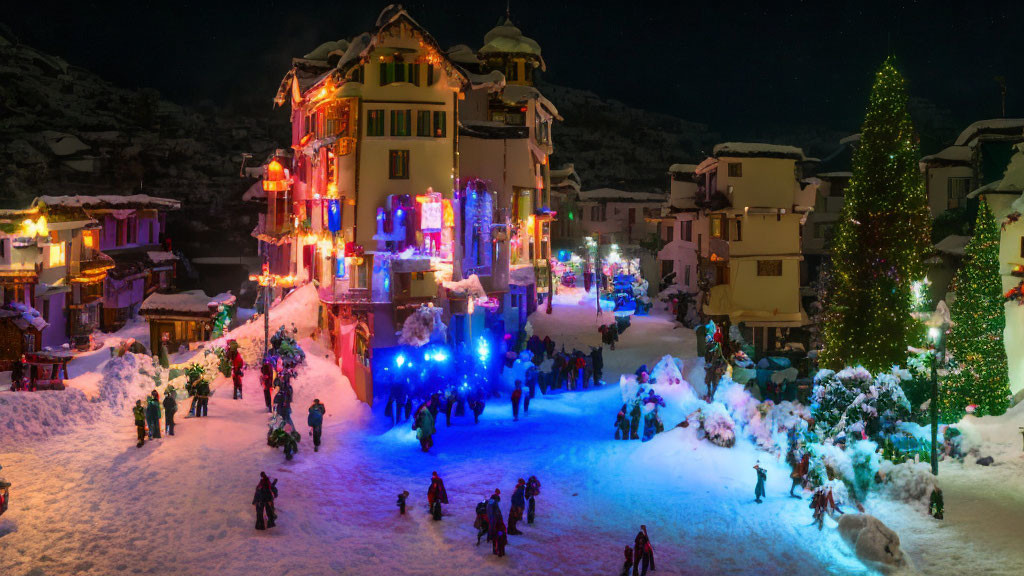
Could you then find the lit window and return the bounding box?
[728,162,742,177]
[390,109,412,136]
[49,242,66,267]
[433,111,447,137]
[947,177,971,209]
[389,150,409,179]
[710,215,724,238]
[366,110,384,136]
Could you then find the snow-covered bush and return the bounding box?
[398,305,446,347]
[694,402,736,448]
[651,354,686,386]
[811,366,911,442]
[876,460,938,509]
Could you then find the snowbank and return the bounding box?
[877,461,938,509]
[838,514,907,571]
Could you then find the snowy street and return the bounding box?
[0,292,1022,576]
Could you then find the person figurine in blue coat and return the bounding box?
[307,399,326,452]
[508,478,526,535]
[754,462,767,503]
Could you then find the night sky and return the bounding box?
[5,0,1023,138]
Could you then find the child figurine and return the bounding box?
[753,462,767,504]
[397,490,409,515]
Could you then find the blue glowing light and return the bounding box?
[395,354,406,368]
[476,337,490,361]
[433,351,448,362]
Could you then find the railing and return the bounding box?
[318,283,385,305]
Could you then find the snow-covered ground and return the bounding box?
[1,288,1022,575]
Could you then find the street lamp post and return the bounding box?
[249,262,294,356]
[927,324,947,476]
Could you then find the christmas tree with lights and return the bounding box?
[941,197,1010,419]
[821,57,932,371]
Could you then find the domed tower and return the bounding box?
[477,16,545,86]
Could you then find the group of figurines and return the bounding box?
[130,362,213,449]
[598,315,631,351]
[613,366,666,442]
[523,334,605,390]
[396,472,541,558]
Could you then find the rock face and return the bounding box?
[837,514,907,571]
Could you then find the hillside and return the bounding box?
[0,29,285,257]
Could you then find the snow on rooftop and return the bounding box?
[713,142,807,161]
[509,264,536,286]
[447,44,480,65]
[920,145,972,165]
[500,84,559,118]
[443,274,486,298]
[146,251,178,263]
[304,39,349,61]
[140,290,235,315]
[933,234,970,256]
[954,118,1024,146]
[817,171,853,178]
[35,194,181,211]
[479,18,545,69]
[839,133,861,146]
[578,188,666,203]
[466,69,506,91]
[0,302,48,332]
[668,163,698,174]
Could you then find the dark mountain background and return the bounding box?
[0,16,980,259]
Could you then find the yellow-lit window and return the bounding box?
[49,242,66,267]
[710,215,724,238]
[83,231,96,249]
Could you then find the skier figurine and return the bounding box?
[427,471,448,520]
[133,400,146,448]
[397,490,409,515]
[754,462,767,503]
[162,389,177,436]
[525,475,541,524]
[511,380,523,421]
[474,499,489,545]
[307,399,326,452]
[253,472,278,530]
[145,391,162,440]
[508,478,526,535]
[621,545,634,576]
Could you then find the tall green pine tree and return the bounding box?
[941,197,1010,419]
[821,57,932,371]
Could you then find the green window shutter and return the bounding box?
[379,63,387,86]
[426,64,435,86]
[433,111,446,137]
[417,111,430,136]
[410,64,420,86]
[395,62,405,83]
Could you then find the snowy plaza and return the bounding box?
[4,3,1024,576]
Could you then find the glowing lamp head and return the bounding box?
[395,354,406,368]
[928,326,940,342]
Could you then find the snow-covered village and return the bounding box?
[2,3,1024,575]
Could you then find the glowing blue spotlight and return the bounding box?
[476,337,490,361]
[395,354,406,368]
[433,351,448,362]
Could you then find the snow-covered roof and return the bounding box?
[668,163,698,174]
[443,274,486,298]
[478,18,546,70]
[934,235,970,256]
[304,39,350,61]
[920,145,972,166]
[242,179,266,202]
[839,133,861,146]
[146,251,178,264]
[954,118,1024,146]
[140,290,235,316]
[500,84,559,118]
[465,69,506,91]
[0,302,48,332]
[34,194,181,211]
[578,188,666,203]
[816,171,853,179]
[447,44,480,65]
[713,142,807,161]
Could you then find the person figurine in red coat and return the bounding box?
[260,360,275,412]
[633,525,655,576]
[492,516,508,557]
[231,348,245,400]
[427,471,448,521]
[511,381,523,421]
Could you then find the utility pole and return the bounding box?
[996,76,1007,118]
